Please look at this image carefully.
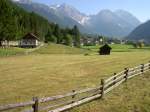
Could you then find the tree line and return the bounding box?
[0,0,80,47]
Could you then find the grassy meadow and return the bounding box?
[0,44,150,112]
[33,43,89,54]
[82,44,150,52]
[0,47,26,57]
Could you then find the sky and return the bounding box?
[32,0,150,22]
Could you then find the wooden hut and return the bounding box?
[20,33,40,48]
[99,44,112,55]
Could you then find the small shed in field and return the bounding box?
[20,33,40,48]
[99,44,112,55]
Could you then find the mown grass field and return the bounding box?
[0,44,150,112]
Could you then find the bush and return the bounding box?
[84,53,89,56]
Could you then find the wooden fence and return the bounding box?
[0,61,150,112]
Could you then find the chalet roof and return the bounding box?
[22,33,40,40]
[100,44,112,50]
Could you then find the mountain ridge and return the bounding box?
[12,0,141,38]
[127,20,150,43]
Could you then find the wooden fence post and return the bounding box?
[141,64,144,73]
[32,97,39,112]
[72,90,76,103]
[113,73,117,85]
[101,79,105,99]
[124,68,129,81]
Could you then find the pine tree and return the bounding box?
[72,25,80,47]
[0,0,17,45]
[45,29,57,43]
[54,24,62,44]
[65,34,73,46]
[0,0,80,47]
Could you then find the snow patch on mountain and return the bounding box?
[49,4,60,10]
[49,4,90,25]
[12,0,32,4]
[80,16,90,25]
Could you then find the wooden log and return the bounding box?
[143,63,149,67]
[114,74,126,83]
[133,65,141,69]
[105,71,124,83]
[40,100,73,111]
[0,101,34,111]
[143,69,150,73]
[79,89,101,101]
[39,87,101,103]
[128,72,142,79]
[128,68,141,75]
[136,68,143,73]
[144,66,149,71]
[104,78,126,94]
[128,67,140,76]
[32,97,39,112]
[104,79,114,89]
[104,74,126,89]
[48,94,101,112]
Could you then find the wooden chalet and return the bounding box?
[20,33,40,48]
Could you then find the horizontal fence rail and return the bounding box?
[0,61,150,112]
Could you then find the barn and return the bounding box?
[99,44,112,55]
[20,33,40,48]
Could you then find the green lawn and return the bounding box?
[0,43,89,57]
[82,44,150,52]
[33,43,89,54]
[0,47,26,57]
[1,44,149,57]
[0,44,150,112]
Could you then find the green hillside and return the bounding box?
[0,0,81,47]
[127,20,150,43]
[0,0,52,41]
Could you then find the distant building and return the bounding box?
[20,33,41,48]
[1,40,19,47]
[120,40,126,44]
[80,37,100,46]
[99,44,112,55]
